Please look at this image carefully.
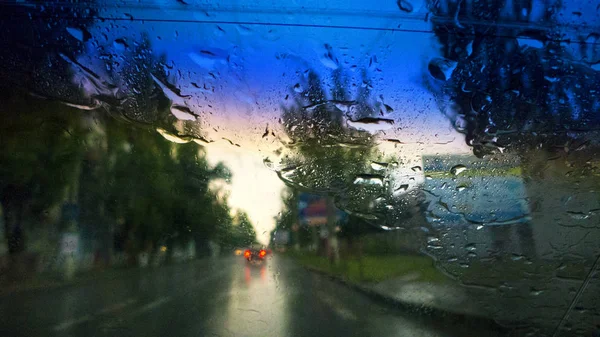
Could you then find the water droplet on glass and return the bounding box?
[188,49,228,70]
[530,287,544,296]
[450,164,467,175]
[517,36,544,49]
[236,24,253,35]
[370,162,388,171]
[456,183,468,191]
[411,166,422,172]
[396,0,413,13]
[427,236,440,244]
[170,105,197,121]
[293,83,302,93]
[332,100,357,113]
[59,53,118,97]
[151,74,191,101]
[156,128,191,144]
[465,41,473,57]
[320,48,339,69]
[346,117,394,133]
[113,38,129,50]
[394,184,409,193]
[511,254,525,261]
[567,211,592,220]
[428,58,457,81]
[66,27,90,42]
[454,115,467,132]
[464,243,476,251]
[353,174,384,186]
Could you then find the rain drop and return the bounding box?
[353,174,384,186]
[428,58,457,81]
[530,287,544,296]
[396,0,413,13]
[464,243,476,251]
[395,184,409,193]
[170,105,197,121]
[456,183,468,191]
[371,162,388,171]
[450,164,467,175]
[113,38,129,50]
[346,117,394,133]
[66,27,90,42]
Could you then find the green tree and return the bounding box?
[279,68,386,262]
[0,93,85,254]
[0,0,97,256]
[110,33,172,127]
[230,211,257,248]
[104,125,172,259]
[171,143,231,251]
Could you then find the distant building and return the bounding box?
[422,154,533,259]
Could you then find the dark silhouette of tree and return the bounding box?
[231,212,257,247]
[0,8,241,268]
[0,0,97,104]
[426,0,600,158]
[278,67,397,261]
[108,33,173,126]
[0,0,96,257]
[0,96,85,254]
[280,69,380,202]
[424,1,600,279]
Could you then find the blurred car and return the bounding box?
[243,249,267,265]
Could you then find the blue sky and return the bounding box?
[72,0,600,242]
[70,0,476,243]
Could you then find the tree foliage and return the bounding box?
[0,5,255,260]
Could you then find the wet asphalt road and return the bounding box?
[0,255,505,337]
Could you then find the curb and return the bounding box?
[300,264,513,334]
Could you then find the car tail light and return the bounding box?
[244,250,251,258]
[259,249,266,258]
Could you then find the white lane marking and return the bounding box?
[51,262,228,331]
[52,298,136,331]
[129,296,172,318]
[53,315,93,331]
[98,298,137,314]
[318,293,358,321]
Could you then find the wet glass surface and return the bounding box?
[0,1,599,336]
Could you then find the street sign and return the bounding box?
[298,193,344,226]
[60,233,79,255]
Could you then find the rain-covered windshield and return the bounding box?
[0,1,599,336]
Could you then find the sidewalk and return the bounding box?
[298,261,508,335]
[369,277,485,317]
[291,253,600,336]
